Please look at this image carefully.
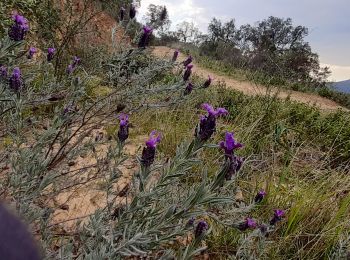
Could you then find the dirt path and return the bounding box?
[152,46,348,112]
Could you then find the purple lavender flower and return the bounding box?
[259,224,268,235]
[8,14,29,41]
[183,64,193,81]
[47,48,56,62]
[129,4,136,19]
[194,220,208,238]
[238,218,257,231]
[203,75,213,88]
[66,64,74,74]
[0,66,8,79]
[195,103,228,141]
[72,56,81,67]
[187,217,195,227]
[9,67,23,91]
[225,155,244,180]
[117,113,129,143]
[254,190,267,203]
[270,209,285,225]
[138,26,153,48]
[141,130,162,167]
[184,82,193,95]
[219,132,243,156]
[120,7,125,21]
[27,47,36,59]
[183,56,193,67]
[172,50,179,62]
[66,56,81,74]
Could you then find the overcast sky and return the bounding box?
[138,0,350,81]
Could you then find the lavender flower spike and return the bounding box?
[9,67,23,91]
[0,66,8,79]
[270,209,285,225]
[141,130,162,167]
[225,155,244,180]
[129,4,136,19]
[66,64,74,74]
[184,82,193,95]
[183,64,193,81]
[138,26,153,48]
[238,218,257,231]
[196,103,228,141]
[118,113,129,143]
[194,220,208,238]
[183,56,193,67]
[27,47,37,59]
[47,47,56,62]
[9,14,29,41]
[203,75,213,88]
[172,50,179,62]
[120,7,125,21]
[72,56,81,67]
[219,131,243,156]
[254,190,267,203]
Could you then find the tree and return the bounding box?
[144,4,171,35]
[176,21,200,43]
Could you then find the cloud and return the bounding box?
[137,0,208,30]
[321,63,350,82]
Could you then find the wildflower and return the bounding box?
[72,56,81,67]
[160,6,167,21]
[117,113,129,143]
[270,209,285,225]
[203,75,212,88]
[186,217,195,227]
[219,131,243,157]
[195,103,228,142]
[194,220,208,238]
[141,130,162,167]
[184,82,193,95]
[238,218,257,231]
[9,67,23,91]
[63,105,75,115]
[259,224,268,235]
[138,26,153,48]
[120,7,125,21]
[183,56,192,67]
[66,64,74,74]
[254,190,267,203]
[129,4,136,19]
[47,48,56,62]
[172,50,179,62]
[27,47,36,59]
[0,66,8,79]
[8,14,29,41]
[225,155,244,180]
[183,64,193,81]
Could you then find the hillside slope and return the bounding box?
[153,46,348,111]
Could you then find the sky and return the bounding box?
[138,0,350,81]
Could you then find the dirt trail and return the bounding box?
[152,46,348,112]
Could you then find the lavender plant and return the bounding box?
[0,10,288,259]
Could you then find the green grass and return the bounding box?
[131,76,350,258]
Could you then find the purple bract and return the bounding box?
[9,14,29,41]
[9,67,23,91]
[219,131,243,156]
[194,220,208,238]
[47,48,56,62]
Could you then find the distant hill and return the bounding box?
[330,80,350,93]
